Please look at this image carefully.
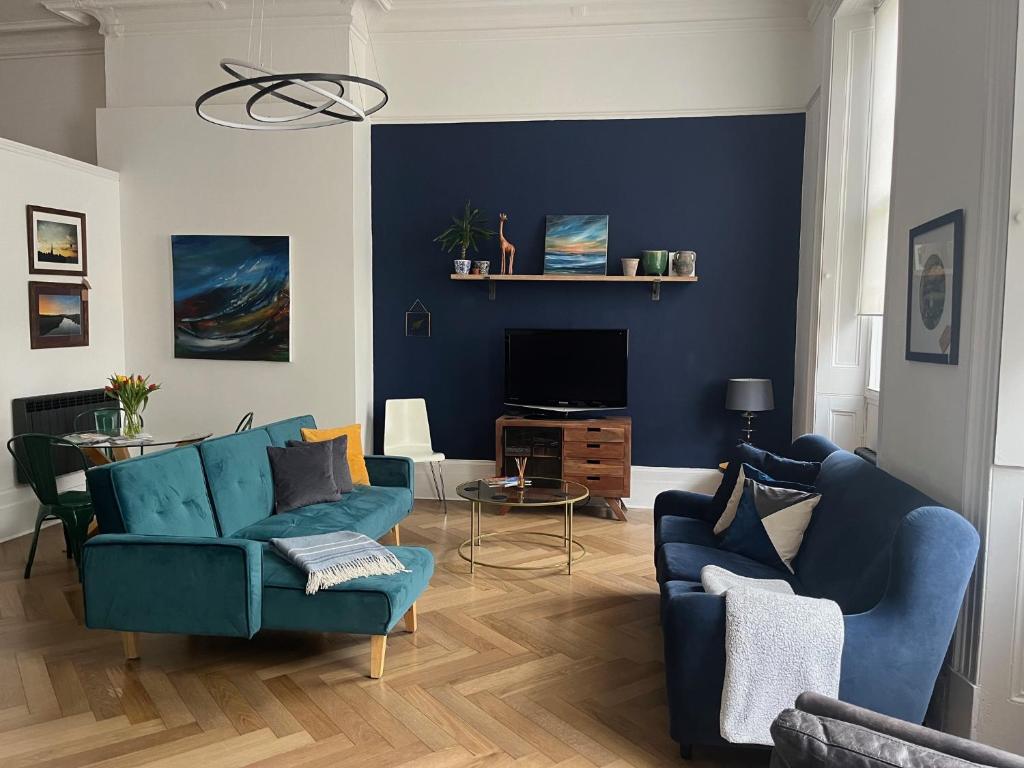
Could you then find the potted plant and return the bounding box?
[434,201,495,274]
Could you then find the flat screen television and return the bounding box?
[504,328,628,412]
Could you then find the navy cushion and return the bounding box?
[718,485,789,571]
[232,485,412,541]
[656,516,717,549]
[738,444,820,485]
[709,442,815,525]
[656,542,798,586]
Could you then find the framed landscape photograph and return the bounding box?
[906,209,964,365]
[171,234,291,362]
[27,205,87,276]
[543,214,609,275]
[28,281,89,349]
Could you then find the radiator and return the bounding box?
[11,388,110,482]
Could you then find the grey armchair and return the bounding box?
[771,692,1024,768]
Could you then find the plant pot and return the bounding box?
[641,250,668,276]
[621,258,640,277]
[453,259,471,274]
[473,260,491,276]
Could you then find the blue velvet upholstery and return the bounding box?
[262,415,317,447]
[81,415,426,661]
[656,542,801,586]
[365,455,415,488]
[86,446,219,537]
[655,515,717,549]
[654,435,980,752]
[262,545,434,634]
[83,534,262,637]
[199,429,276,535]
[232,486,412,540]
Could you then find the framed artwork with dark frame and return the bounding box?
[26,205,87,276]
[905,209,964,365]
[28,281,89,349]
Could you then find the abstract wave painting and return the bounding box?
[172,235,290,362]
[543,214,609,275]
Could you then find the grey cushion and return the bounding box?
[287,435,353,494]
[266,441,340,514]
[770,693,1024,768]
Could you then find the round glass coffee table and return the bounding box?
[456,477,589,574]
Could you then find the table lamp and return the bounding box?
[726,378,774,444]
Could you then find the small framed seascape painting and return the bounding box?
[27,205,87,276]
[543,214,609,275]
[906,209,964,365]
[28,281,89,349]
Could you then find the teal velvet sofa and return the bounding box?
[82,415,434,678]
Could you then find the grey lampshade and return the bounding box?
[726,378,774,413]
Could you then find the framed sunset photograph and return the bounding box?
[27,205,87,276]
[28,281,89,349]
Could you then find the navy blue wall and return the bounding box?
[371,115,805,467]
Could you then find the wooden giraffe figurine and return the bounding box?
[499,213,516,275]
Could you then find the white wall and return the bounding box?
[0,52,105,164]
[875,0,1016,738]
[96,106,366,442]
[0,137,123,542]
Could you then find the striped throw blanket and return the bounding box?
[271,531,410,595]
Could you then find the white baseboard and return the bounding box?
[0,472,86,544]
[412,459,720,509]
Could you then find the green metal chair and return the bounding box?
[74,407,126,436]
[7,433,95,579]
[234,411,255,433]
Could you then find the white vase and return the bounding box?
[621,257,640,277]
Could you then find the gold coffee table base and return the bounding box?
[458,531,586,571]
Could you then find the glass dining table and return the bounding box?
[63,431,213,466]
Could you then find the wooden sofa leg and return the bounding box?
[390,525,401,546]
[404,602,418,633]
[369,635,387,679]
[122,632,140,660]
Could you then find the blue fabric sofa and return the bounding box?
[654,434,979,754]
[82,415,434,678]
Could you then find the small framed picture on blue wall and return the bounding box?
[905,209,964,365]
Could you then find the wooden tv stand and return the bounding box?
[494,415,631,521]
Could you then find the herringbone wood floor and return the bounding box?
[0,500,768,767]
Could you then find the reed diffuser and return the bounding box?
[515,457,528,489]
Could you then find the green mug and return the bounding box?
[641,250,669,276]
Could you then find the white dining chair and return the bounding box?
[383,398,447,515]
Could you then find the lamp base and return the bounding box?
[740,411,757,444]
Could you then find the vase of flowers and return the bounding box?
[105,373,160,438]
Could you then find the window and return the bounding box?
[859,0,898,399]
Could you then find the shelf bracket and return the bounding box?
[651,279,661,301]
[488,280,496,300]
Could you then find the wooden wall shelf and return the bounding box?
[450,273,698,301]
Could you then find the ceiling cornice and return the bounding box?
[30,0,812,38]
[369,0,813,34]
[0,13,101,59]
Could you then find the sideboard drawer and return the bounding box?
[564,441,624,460]
[564,459,624,477]
[565,473,625,496]
[563,425,625,444]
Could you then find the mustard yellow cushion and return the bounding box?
[301,425,370,485]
